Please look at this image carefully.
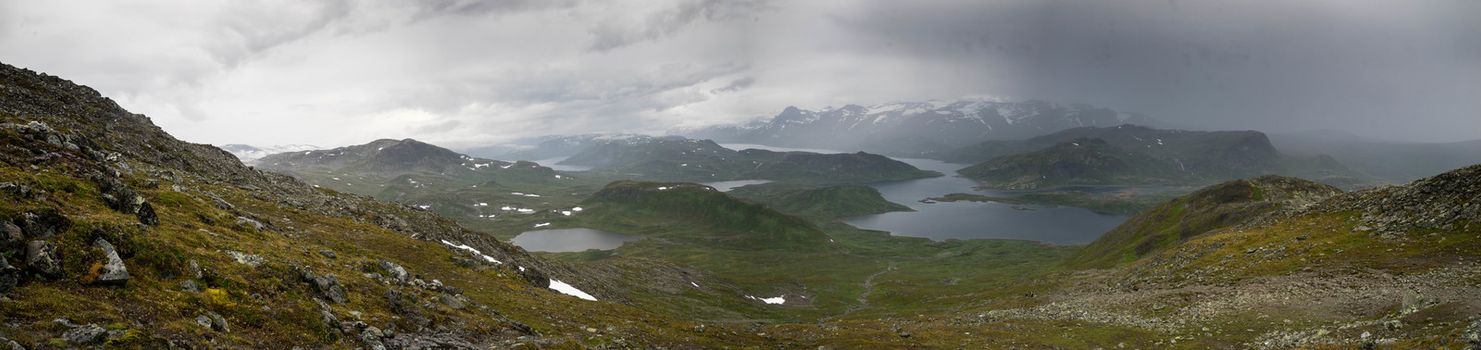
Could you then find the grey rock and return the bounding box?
[0,182,34,199]
[225,250,264,267]
[1,221,21,246]
[61,323,106,345]
[319,249,337,259]
[92,238,129,285]
[379,260,410,284]
[136,201,158,226]
[1,337,22,350]
[1464,319,1481,349]
[0,256,18,293]
[360,326,387,350]
[209,194,235,211]
[24,240,60,277]
[17,210,69,239]
[188,259,203,279]
[179,279,200,293]
[235,216,264,231]
[196,311,229,332]
[439,294,466,310]
[299,268,348,304]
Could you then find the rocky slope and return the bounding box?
[677,99,1159,155]
[0,62,773,348]
[1067,175,1342,268]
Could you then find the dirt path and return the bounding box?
[832,261,897,318]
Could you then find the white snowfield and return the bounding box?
[548,279,597,301]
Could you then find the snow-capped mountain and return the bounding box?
[219,144,321,163]
[675,99,1158,155]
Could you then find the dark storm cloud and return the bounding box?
[825,0,1481,142]
[0,0,1475,147]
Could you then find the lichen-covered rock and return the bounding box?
[379,260,410,284]
[298,267,347,304]
[24,240,60,277]
[136,201,158,226]
[0,256,19,293]
[61,323,105,345]
[17,209,69,239]
[196,311,229,332]
[91,238,129,285]
[0,221,21,247]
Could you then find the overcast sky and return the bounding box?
[2,0,1478,147]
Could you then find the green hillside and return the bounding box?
[727,183,911,220]
[1066,175,1342,268]
[570,181,829,249]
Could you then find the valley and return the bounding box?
[1,61,1478,349]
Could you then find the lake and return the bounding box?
[512,228,642,252]
[719,143,1128,245]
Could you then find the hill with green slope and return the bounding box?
[727,183,911,220]
[559,135,941,183]
[0,61,788,348]
[958,137,1188,189]
[942,125,1366,188]
[569,181,829,249]
[1065,175,1341,268]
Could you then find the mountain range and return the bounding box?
[218,144,320,163]
[948,124,1367,189]
[4,61,1480,348]
[676,99,1160,155]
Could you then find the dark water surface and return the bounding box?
[717,143,1127,244]
[512,228,642,252]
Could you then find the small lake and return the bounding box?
[512,228,642,252]
[530,157,594,172]
[702,179,772,192]
[720,143,1128,245]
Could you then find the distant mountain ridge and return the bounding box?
[557,135,941,183]
[948,125,1367,189]
[256,138,530,177]
[675,99,1159,155]
[218,143,319,162]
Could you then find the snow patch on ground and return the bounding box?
[439,240,502,264]
[549,279,597,301]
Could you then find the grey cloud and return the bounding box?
[711,77,754,94]
[1,0,1475,147]
[588,0,767,51]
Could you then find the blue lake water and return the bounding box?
[719,143,1128,244]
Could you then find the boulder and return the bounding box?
[0,256,19,293]
[61,323,106,345]
[91,238,129,285]
[234,216,265,231]
[196,311,229,332]
[1,221,21,246]
[24,240,60,277]
[299,267,348,304]
[179,279,200,293]
[136,201,158,226]
[378,260,410,284]
[17,210,69,239]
